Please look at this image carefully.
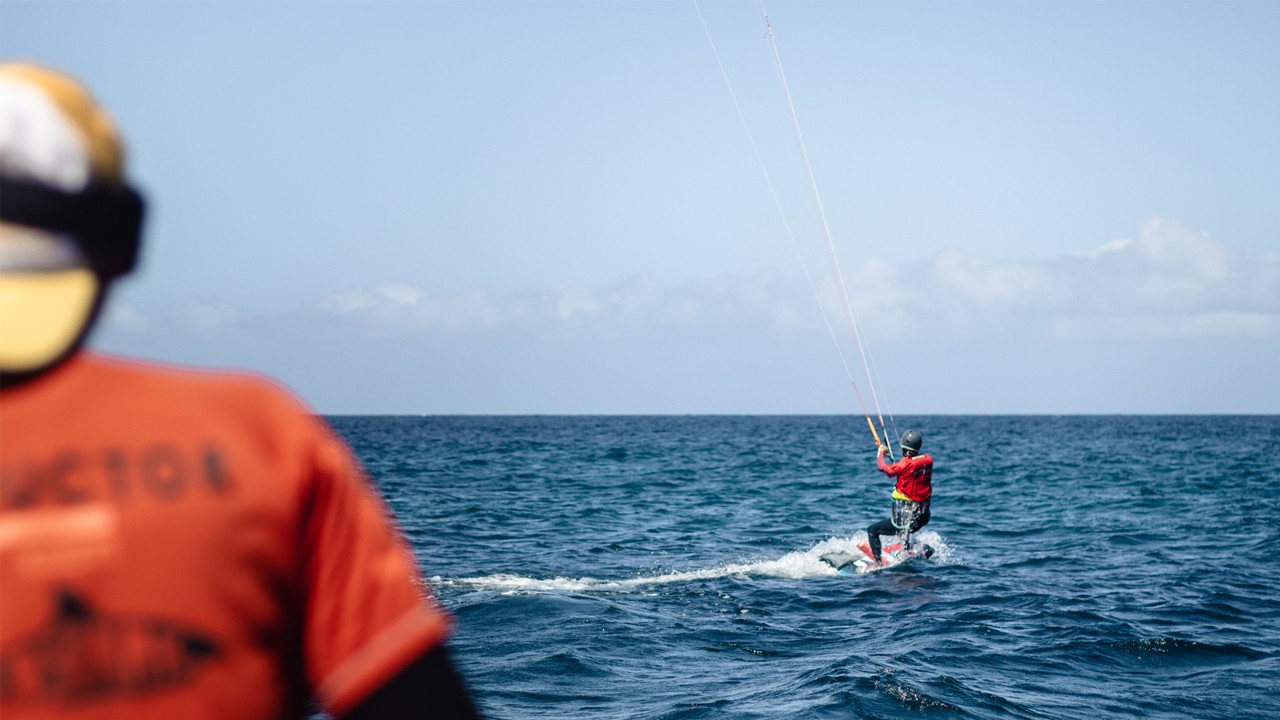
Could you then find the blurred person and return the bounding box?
[0,62,479,719]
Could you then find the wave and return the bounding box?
[432,531,955,593]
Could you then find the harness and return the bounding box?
[890,498,929,532]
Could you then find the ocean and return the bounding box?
[328,415,1280,720]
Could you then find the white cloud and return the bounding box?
[914,218,1278,340]
[377,282,423,306]
[312,269,821,338]
[554,286,602,323]
[100,298,153,334]
[929,251,1054,310]
[1083,237,1131,258]
[178,301,240,335]
[318,289,377,314]
[99,297,241,340]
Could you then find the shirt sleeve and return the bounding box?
[878,454,908,477]
[297,419,452,716]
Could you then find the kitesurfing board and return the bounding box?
[820,540,932,575]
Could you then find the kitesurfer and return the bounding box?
[864,430,933,565]
[0,63,479,718]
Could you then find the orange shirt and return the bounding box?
[0,353,450,718]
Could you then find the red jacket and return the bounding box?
[878,450,933,502]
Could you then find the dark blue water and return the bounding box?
[329,415,1280,720]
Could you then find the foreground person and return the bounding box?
[0,63,479,718]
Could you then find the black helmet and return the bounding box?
[900,430,923,454]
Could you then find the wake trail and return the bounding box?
[433,531,952,593]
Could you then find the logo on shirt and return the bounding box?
[0,590,220,704]
[0,443,235,511]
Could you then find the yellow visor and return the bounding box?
[0,268,98,371]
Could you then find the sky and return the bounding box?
[4,0,1277,414]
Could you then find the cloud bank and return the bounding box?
[103,218,1278,344]
[95,219,1279,413]
[291,218,1278,342]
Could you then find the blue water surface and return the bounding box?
[328,415,1280,720]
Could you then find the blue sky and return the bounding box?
[5,1,1277,414]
